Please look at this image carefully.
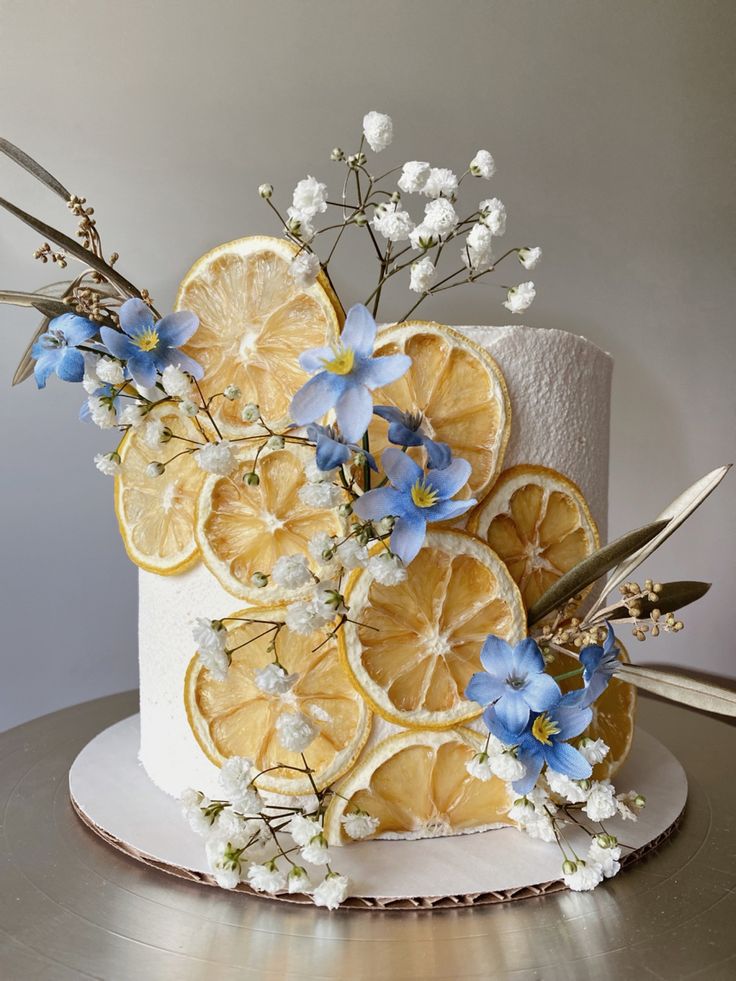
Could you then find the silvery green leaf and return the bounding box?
[0,196,143,300]
[0,137,71,200]
[617,664,736,717]
[588,466,731,617]
[0,289,68,319]
[526,520,669,626]
[11,315,50,385]
[592,580,711,623]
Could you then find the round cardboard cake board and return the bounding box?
[69,715,687,910]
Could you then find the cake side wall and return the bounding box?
[138,325,612,799]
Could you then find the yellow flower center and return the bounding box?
[410,478,439,509]
[133,327,160,352]
[531,713,560,746]
[322,347,355,375]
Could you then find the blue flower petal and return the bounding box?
[290,371,346,426]
[554,701,593,741]
[315,436,351,471]
[479,635,516,677]
[335,382,373,443]
[544,741,592,781]
[389,513,426,564]
[33,350,58,389]
[55,348,85,383]
[299,346,335,373]
[381,447,423,492]
[425,457,472,498]
[579,644,604,682]
[118,298,154,337]
[127,353,157,389]
[358,353,412,390]
[496,690,531,733]
[156,310,199,347]
[100,326,136,360]
[340,304,377,359]
[353,486,403,522]
[523,672,562,712]
[425,497,476,522]
[465,672,506,707]
[55,313,98,347]
[512,749,544,795]
[425,438,452,470]
[388,421,424,447]
[483,705,525,745]
[373,405,404,425]
[513,637,546,676]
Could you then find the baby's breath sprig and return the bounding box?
[257,109,541,323]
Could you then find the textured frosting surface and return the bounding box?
[138,325,612,800]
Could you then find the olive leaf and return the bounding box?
[526,520,668,627]
[591,580,711,623]
[0,289,69,319]
[617,664,736,717]
[11,315,49,386]
[587,465,731,619]
[0,137,71,200]
[0,196,142,300]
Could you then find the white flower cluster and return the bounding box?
[285,580,344,636]
[195,439,236,476]
[286,175,328,244]
[465,733,526,783]
[501,737,645,891]
[192,617,229,679]
[182,765,351,908]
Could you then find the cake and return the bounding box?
[10,112,726,906]
[138,316,614,817]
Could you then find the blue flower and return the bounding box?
[306,424,378,472]
[485,693,593,795]
[352,447,476,564]
[290,304,411,444]
[372,406,451,470]
[577,623,621,706]
[99,299,202,389]
[31,313,98,388]
[465,636,561,732]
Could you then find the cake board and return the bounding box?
[68,715,687,910]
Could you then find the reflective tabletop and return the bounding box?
[0,691,734,980]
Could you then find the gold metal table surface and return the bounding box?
[0,692,734,981]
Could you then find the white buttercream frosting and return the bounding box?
[138,324,612,803]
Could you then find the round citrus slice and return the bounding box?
[185,606,371,795]
[115,404,206,574]
[195,442,345,602]
[339,529,526,729]
[175,236,342,434]
[468,465,600,612]
[548,640,636,781]
[323,729,514,844]
[366,321,510,502]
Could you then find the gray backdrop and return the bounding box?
[1,0,734,731]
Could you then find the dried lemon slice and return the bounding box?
[339,530,526,729]
[176,236,342,433]
[184,606,371,795]
[323,728,514,844]
[550,641,636,781]
[367,321,510,502]
[469,465,600,611]
[115,404,206,574]
[195,442,345,602]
